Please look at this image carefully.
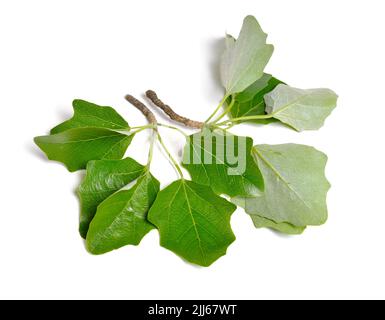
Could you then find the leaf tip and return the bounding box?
[33,136,40,145]
[72,98,85,107]
[244,15,258,24]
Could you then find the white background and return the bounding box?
[1,0,384,300]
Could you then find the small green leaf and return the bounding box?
[264,84,338,131]
[77,158,145,238]
[249,215,306,235]
[86,171,159,254]
[220,15,274,95]
[148,179,236,267]
[229,73,283,124]
[182,129,263,197]
[34,128,134,172]
[51,99,129,134]
[234,144,330,228]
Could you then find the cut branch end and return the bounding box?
[125,94,157,125]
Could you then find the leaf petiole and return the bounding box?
[127,124,156,135]
[215,114,273,127]
[157,123,189,138]
[156,132,184,178]
[145,130,157,169]
[204,95,229,123]
[212,98,235,124]
[130,124,155,130]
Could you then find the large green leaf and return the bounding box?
[86,171,159,254]
[34,128,134,172]
[148,179,236,267]
[250,215,306,235]
[229,73,283,124]
[77,158,145,238]
[51,99,129,134]
[264,84,338,131]
[220,15,274,95]
[233,144,330,228]
[182,129,263,197]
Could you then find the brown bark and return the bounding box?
[125,94,157,124]
[145,90,203,129]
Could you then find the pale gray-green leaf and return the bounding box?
[224,34,236,48]
[264,84,338,131]
[220,15,274,95]
[234,144,330,227]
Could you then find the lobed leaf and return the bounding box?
[233,144,330,230]
[264,84,338,131]
[77,158,145,238]
[220,16,274,95]
[182,129,263,197]
[51,99,129,134]
[87,171,159,254]
[148,179,236,267]
[34,128,134,172]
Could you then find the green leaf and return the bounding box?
[34,128,134,172]
[233,144,330,228]
[182,129,263,197]
[249,215,306,235]
[77,158,145,239]
[51,99,129,134]
[229,73,283,124]
[86,171,159,254]
[264,84,338,131]
[220,15,274,95]
[148,179,236,267]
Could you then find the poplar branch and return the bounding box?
[145,90,203,129]
[125,94,157,125]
